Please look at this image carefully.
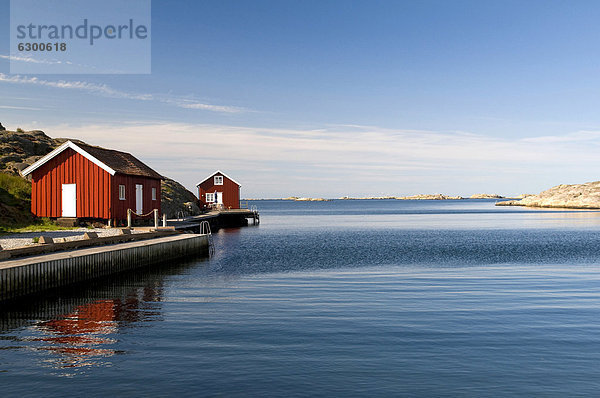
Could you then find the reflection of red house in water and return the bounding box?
[33,284,163,370]
[37,300,118,368]
[196,170,241,210]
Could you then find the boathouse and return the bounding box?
[21,140,163,223]
[196,170,241,209]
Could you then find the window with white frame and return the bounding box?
[119,185,126,200]
[214,175,223,185]
[152,187,157,201]
[206,193,215,202]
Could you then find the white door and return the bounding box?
[135,184,143,215]
[216,192,223,205]
[61,184,76,217]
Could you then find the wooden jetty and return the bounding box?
[0,234,209,301]
[169,209,260,232]
[0,208,258,301]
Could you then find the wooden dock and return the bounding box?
[0,234,209,301]
[169,209,260,232]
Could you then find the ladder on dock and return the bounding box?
[250,205,260,225]
[200,221,215,256]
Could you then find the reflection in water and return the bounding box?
[33,300,119,370]
[0,260,200,375]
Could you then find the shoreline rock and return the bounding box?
[395,194,463,200]
[283,197,330,202]
[496,181,600,209]
[470,194,504,199]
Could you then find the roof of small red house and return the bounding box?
[21,140,163,179]
[196,170,241,187]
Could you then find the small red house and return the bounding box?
[21,140,163,223]
[196,170,241,209]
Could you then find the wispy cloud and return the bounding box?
[521,130,600,144]
[173,101,244,114]
[34,122,600,198]
[0,105,44,110]
[0,72,246,114]
[0,54,63,65]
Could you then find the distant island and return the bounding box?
[469,194,505,199]
[340,194,508,200]
[244,194,512,201]
[283,197,331,202]
[497,181,600,209]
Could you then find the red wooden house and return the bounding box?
[21,140,163,223]
[196,170,241,209]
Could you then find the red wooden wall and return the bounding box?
[31,148,112,219]
[31,147,162,220]
[198,173,240,209]
[111,174,161,219]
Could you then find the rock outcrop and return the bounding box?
[396,194,464,200]
[339,194,463,200]
[283,196,331,201]
[0,129,64,175]
[514,194,534,199]
[0,123,5,131]
[496,181,600,209]
[161,178,200,217]
[295,197,330,202]
[470,194,505,199]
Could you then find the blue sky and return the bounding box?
[2,0,600,197]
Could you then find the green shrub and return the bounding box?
[16,127,24,133]
[32,237,39,243]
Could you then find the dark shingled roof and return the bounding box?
[77,143,163,179]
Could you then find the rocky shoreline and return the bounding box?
[496,181,600,209]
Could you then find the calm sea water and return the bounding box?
[3,199,600,396]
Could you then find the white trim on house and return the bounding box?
[195,170,241,187]
[21,140,117,177]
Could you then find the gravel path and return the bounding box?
[0,228,143,250]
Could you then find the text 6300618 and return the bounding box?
[17,42,67,51]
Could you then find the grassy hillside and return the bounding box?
[0,172,75,233]
[0,172,34,230]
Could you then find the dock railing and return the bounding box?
[127,208,160,228]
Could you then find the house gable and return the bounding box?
[22,141,116,177]
[196,170,241,187]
